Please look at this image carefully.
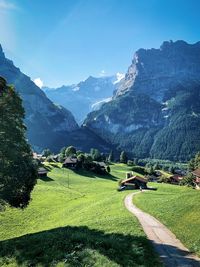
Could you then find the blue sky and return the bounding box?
[0,0,200,87]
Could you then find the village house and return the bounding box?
[119,172,148,191]
[192,168,200,189]
[38,167,49,177]
[62,157,78,169]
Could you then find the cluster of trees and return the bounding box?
[188,152,200,171]
[180,152,200,187]
[0,77,37,209]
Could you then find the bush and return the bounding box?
[132,166,147,175]
[180,173,196,187]
[158,175,170,183]
[127,160,134,166]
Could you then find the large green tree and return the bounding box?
[0,77,37,208]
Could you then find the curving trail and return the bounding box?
[124,192,200,267]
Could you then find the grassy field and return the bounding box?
[134,183,200,256]
[0,163,161,267]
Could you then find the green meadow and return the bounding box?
[134,183,200,256]
[0,164,161,267]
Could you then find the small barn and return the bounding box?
[192,168,200,189]
[120,175,148,190]
[62,157,78,169]
[38,167,49,177]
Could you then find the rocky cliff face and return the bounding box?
[85,41,200,161]
[0,45,78,152]
[116,40,200,102]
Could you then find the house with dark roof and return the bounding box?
[192,168,200,189]
[62,157,78,169]
[38,167,49,177]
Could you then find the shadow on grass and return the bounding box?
[0,226,161,267]
[39,176,54,182]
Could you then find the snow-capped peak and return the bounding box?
[113,72,125,84]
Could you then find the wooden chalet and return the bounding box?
[38,167,49,177]
[192,168,200,189]
[120,172,148,190]
[62,157,78,169]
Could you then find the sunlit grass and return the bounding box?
[134,183,200,256]
[0,164,161,267]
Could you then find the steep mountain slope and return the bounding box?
[85,41,200,161]
[44,75,121,123]
[0,45,79,151]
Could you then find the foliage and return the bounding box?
[90,148,102,161]
[131,166,147,175]
[180,173,196,187]
[42,148,52,157]
[127,160,135,166]
[86,85,200,161]
[120,151,128,164]
[65,146,76,157]
[158,175,170,183]
[106,166,110,173]
[0,77,37,208]
[188,152,200,171]
[108,150,114,162]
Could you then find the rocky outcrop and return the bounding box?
[85,41,200,161]
[116,40,200,101]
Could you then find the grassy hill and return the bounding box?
[0,164,161,267]
[134,183,200,256]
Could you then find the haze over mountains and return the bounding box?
[0,44,112,153]
[44,74,124,123]
[1,40,200,160]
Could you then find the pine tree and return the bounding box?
[0,77,37,208]
[108,150,114,162]
[120,151,128,164]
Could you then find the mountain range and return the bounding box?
[85,40,200,161]
[0,45,112,153]
[1,40,200,160]
[43,74,123,124]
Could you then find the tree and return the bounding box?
[120,151,128,164]
[65,146,76,157]
[180,173,196,187]
[42,148,52,157]
[188,152,200,171]
[0,77,37,208]
[106,166,111,173]
[169,165,175,174]
[108,150,114,162]
[90,148,101,161]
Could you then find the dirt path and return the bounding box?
[124,192,200,267]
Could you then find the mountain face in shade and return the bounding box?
[0,45,79,152]
[43,75,121,124]
[84,40,200,161]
